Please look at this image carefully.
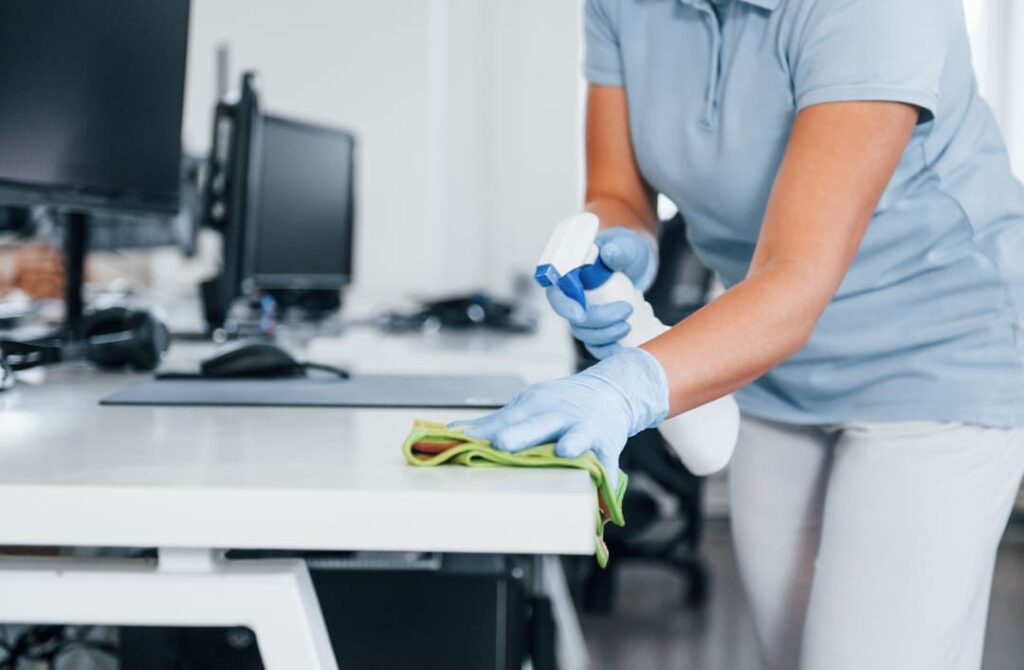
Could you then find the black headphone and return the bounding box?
[0,307,170,374]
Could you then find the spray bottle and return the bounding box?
[535,213,739,476]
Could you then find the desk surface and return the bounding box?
[0,321,594,555]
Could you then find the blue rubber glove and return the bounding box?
[450,348,670,487]
[545,226,657,360]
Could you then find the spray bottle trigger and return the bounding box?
[535,263,588,310]
[579,257,615,290]
[556,272,587,310]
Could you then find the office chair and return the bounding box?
[571,213,715,613]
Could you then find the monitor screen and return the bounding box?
[0,1,190,213]
[245,115,355,290]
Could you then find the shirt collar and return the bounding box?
[677,0,780,11]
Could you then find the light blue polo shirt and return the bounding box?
[585,0,1024,427]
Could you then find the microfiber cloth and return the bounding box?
[402,419,627,567]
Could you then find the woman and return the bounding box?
[456,0,1024,667]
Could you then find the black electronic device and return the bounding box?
[192,340,349,379]
[0,3,190,212]
[82,155,204,256]
[243,115,356,292]
[0,207,31,236]
[378,293,538,334]
[0,307,170,376]
[0,1,191,331]
[199,340,302,378]
[198,87,357,334]
[120,553,542,670]
[80,308,171,371]
[200,74,261,332]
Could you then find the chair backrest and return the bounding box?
[644,213,714,327]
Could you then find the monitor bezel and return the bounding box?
[0,179,182,217]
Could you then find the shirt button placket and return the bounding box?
[698,2,723,128]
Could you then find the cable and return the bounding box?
[157,360,349,380]
[301,362,350,379]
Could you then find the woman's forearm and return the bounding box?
[643,261,825,416]
[644,102,919,417]
[584,85,658,241]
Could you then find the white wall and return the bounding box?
[965,0,1024,178]
[1005,5,1024,179]
[183,0,582,299]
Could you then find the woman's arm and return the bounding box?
[585,84,658,239]
[539,84,662,359]
[644,101,919,415]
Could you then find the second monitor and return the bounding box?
[243,115,356,293]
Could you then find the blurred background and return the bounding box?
[0,2,1023,669]
[2,0,1022,304]
[182,0,1024,298]
[181,0,582,299]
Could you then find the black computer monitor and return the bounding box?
[0,1,190,213]
[0,1,191,326]
[243,115,355,291]
[199,74,261,332]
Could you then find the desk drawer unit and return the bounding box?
[120,552,538,670]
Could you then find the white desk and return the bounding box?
[0,318,590,669]
[307,295,577,385]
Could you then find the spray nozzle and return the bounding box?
[535,213,611,309]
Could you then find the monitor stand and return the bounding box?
[64,210,90,336]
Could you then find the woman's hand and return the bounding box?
[545,226,657,359]
[593,226,658,293]
[450,348,670,485]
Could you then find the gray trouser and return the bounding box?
[729,416,1024,670]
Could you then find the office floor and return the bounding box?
[579,520,1024,670]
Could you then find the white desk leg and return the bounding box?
[541,556,590,670]
[0,549,338,670]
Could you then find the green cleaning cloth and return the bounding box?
[402,419,627,568]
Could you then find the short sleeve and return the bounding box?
[790,0,959,122]
[583,0,624,87]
